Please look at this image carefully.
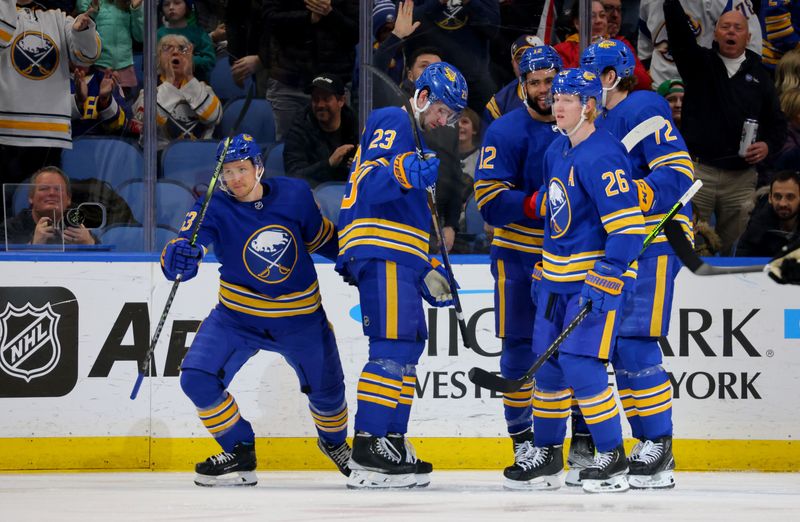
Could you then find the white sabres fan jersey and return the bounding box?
[638,0,762,87]
[0,4,101,148]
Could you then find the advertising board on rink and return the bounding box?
[0,260,798,471]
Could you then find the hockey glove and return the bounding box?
[531,261,543,305]
[767,240,800,285]
[523,191,546,220]
[421,260,456,307]
[580,260,626,314]
[162,237,203,282]
[633,179,655,213]
[392,151,439,189]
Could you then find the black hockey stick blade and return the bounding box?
[664,220,765,275]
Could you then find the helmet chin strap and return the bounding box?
[601,76,622,108]
[412,89,430,128]
[221,165,264,199]
[556,106,588,137]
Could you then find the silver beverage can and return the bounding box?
[738,119,758,157]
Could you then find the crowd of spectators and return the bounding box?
[1,0,798,256]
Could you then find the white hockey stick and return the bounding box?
[621,115,666,152]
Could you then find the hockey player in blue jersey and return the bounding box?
[336,62,467,489]
[518,68,646,493]
[581,39,695,489]
[473,45,561,489]
[161,134,350,487]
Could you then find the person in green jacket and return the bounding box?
[157,0,216,82]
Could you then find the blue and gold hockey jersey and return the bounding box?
[336,106,433,276]
[596,90,694,257]
[170,177,337,330]
[540,129,646,293]
[474,107,558,265]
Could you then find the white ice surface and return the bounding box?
[1,471,799,522]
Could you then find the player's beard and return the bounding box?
[529,96,552,117]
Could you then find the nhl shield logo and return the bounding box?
[0,303,61,382]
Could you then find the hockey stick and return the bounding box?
[664,220,765,275]
[468,180,704,393]
[365,64,472,348]
[130,85,255,400]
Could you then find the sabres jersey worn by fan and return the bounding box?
[171,177,336,331]
[336,106,432,277]
[596,91,694,258]
[540,129,646,293]
[482,79,525,128]
[474,106,557,266]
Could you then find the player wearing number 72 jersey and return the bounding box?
[161,134,351,487]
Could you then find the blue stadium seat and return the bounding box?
[155,225,177,250]
[62,137,143,189]
[220,98,276,146]
[116,180,145,224]
[132,53,143,93]
[161,140,218,197]
[10,182,30,216]
[264,142,285,177]
[464,195,484,236]
[210,56,253,103]
[156,180,197,230]
[313,182,346,223]
[99,224,145,251]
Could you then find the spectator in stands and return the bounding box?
[2,167,97,246]
[458,107,481,183]
[132,34,223,150]
[602,0,623,40]
[664,0,786,255]
[483,34,542,128]
[194,0,228,56]
[775,87,800,170]
[0,1,100,190]
[489,0,544,88]
[263,0,359,141]
[737,170,800,256]
[639,0,763,88]
[76,0,144,98]
[225,0,269,94]
[71,66,133,138]
[158,0,216,82]
[409,0,500,112]
[401,46,442,96]
[656,78,684,129]
[760,0,799,71]
[283,74,358,187]
[556,0,652,89]
[775,48,800,97]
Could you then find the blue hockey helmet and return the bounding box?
[518,45,563,79]
[415,62,469,114]
[216,133,263,169]
[579,39,635,79]
[551,68,603,105]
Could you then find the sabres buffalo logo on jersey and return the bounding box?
[243,226,298,284]
[548,178,571,238]
[11,32,60,80]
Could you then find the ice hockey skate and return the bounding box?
[194,442,257,487]
[628,436,676,489]
[580,444,629,493]
[502,444,564,491]
[502,429,535,488]
[565,433,595,487]
[346,432,416,489]
[388,432,433,487]
[317,438,352,477]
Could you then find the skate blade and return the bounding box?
[629,470,675,490]
[581,475,629,493]
[564,468,583,487]
[194,471,257,487]
[346,469,416,490]
[503,471,563,491]
[414,473,431,488]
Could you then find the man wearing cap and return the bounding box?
[283,73,358,187]
[482,34,543,128]
[656,78,684,129]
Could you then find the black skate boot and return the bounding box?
[502,429,535,488]
[579,443,629,493]
[317,438,352,477]
[502,444,564,491]
[565,433,595,487]
[388,432,433,487]
[194,442,257,487]
[347,432,416,489]
[628,436,676,489]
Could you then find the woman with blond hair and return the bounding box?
[775,87,800,170]
[775,49,800,97]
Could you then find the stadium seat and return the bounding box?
[220,98,276,146]
[99,224,145,251]
[61,137,143,189]
[313,182,346,223]
[209,56,253,103]
[161,140,218,197]
[155,225,177,250]
[464,195,484,236]
[132,53,143,93]
[116,180,145,224]
[155,180,197,231]
[264,143,285,177]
